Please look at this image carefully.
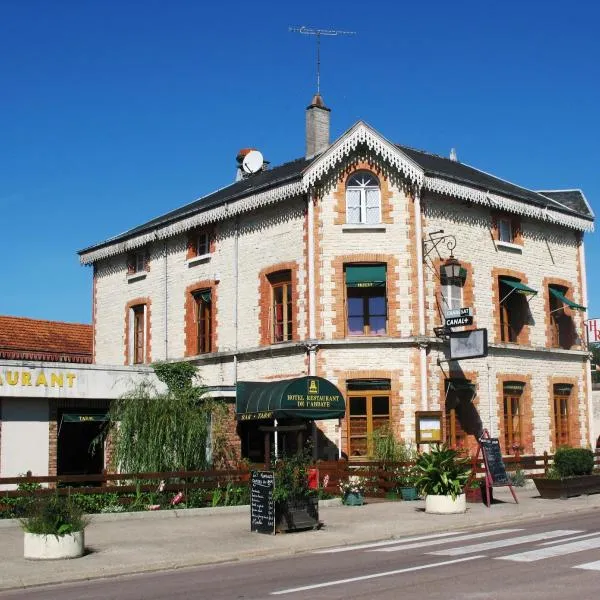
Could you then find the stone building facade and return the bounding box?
[80,96,595,460]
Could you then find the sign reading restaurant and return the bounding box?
[0,368,77,388]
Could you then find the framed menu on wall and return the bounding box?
[416,411,443,444]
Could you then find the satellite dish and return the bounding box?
[242,150,264,174]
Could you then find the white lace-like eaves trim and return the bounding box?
[79,181,305,264]
[425,176,594,233]
[303,122,424,189]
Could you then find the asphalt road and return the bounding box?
[3,511,600,600]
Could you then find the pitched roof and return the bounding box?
[79,132,593,257]
[0,316,93,363]
[537,190,594,218]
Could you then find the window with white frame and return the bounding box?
[346,172,381,224]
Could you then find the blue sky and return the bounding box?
[1,0,599,324]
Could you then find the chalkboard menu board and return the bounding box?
[250,471,275,534]
[480,437,509,485]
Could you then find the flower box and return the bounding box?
[533,475,600,499]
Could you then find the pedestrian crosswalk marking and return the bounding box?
[313,531,463,554]
[371,529,523,553]
[429,530,581,556]
[573,560,600,571]
[539,531,600,546]
[497,535,600,562]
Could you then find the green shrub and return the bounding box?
[20,494,88,536]
[553,447,595,477]
[371,425,417,464]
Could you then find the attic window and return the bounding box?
[346,172,381,225]
[127,250,149,278]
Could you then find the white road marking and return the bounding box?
[371,529,523,553]
[497,535,600,562]
[574,560,600,571]
[270,555,486,595]
[429,530,581,556]
[313,532,463,554]
[539,531,600,545]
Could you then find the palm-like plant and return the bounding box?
[413,445,471,500]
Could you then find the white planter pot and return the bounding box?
[24,531,85,560]
[425,493,466,514]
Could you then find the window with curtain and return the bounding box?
[346,171,381,224]
[503,382,524,453]
[269,270,293,343]
[345,264,387,336]
[194,290,212,354]
[346,379,391,458]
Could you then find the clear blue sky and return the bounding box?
[1,0,598,324]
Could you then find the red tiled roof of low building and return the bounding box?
[0,315,93,364]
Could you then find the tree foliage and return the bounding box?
[103,362,214,473]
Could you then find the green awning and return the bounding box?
[345,265,386,288]
[550,287,586,311]
[200,291,211,304]
[62,413,108,423]
[236,376,346,421]
[446,378,476,394]
[500,278,538,295]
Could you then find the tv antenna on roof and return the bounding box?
[289,26,356,94]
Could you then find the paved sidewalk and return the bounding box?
[1,486,600,591]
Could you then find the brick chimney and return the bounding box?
[305,93,330,159]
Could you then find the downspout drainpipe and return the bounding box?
[234,215,239,385]
[580,238,594,446]
[414,188,428,411]
[487,360,494,437]
[307,193,319,458]
[164,239,168,360]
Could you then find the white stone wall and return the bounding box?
[94,198,307,372]
[0,398,49,487]
[423,196,584,347]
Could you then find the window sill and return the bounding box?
[342,224,386,232]
[496,240,523,253]
[126,272,147,283]
[186,253,211,267]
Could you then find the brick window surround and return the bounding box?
[491,268,532,345]
[332,162,393,225]
[331,254,399,339]
[543,276,581,350]
[333,368,402,459]
[548,376,580,450]
[491,212,523,245]
[496,374,532,455]
[184,281,218,356]
[439,369,479,456]
[186,228,215,260]
[124,298,152,365]
[258,262,299,346]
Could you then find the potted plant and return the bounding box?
[273,449,319,532]
[533,446,600,499]
[339,475,367,506]
[395,465,419,501]
[413,445,471,514]
[20,493,89,559]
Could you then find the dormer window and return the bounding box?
[346,172,381,225]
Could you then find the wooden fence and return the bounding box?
[2,450,599,504]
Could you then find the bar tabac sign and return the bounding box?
[0,369,77,389]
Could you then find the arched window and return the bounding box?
[346,172,381,224]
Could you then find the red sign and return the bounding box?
[308,468,319,490]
